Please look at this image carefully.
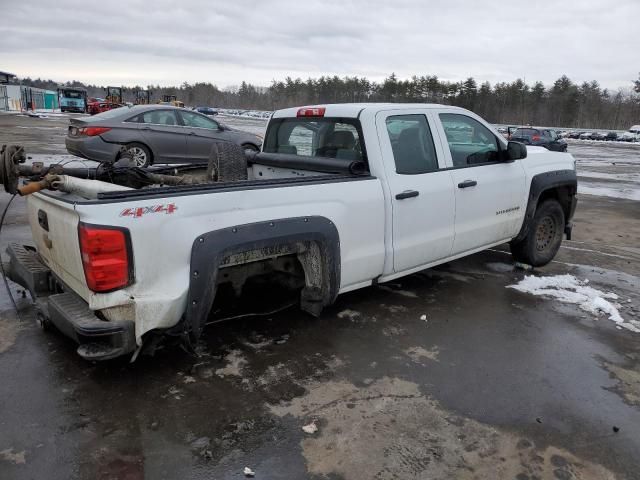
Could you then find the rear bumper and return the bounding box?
[65,136,120,163]
[5,243,136,360]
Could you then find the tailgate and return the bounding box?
[26,194,90,300]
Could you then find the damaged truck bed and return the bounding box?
[2,103,577,360]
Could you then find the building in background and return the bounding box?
[0,70,59,112]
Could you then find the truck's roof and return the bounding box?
[272,103,460,119]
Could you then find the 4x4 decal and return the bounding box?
[120,203,178,218]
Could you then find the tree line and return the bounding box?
[13,73,640,129]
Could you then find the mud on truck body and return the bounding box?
[3,104,577,360]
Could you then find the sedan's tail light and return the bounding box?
[76,126,112,136]
[532,135,541,141]
[79,223,133,292]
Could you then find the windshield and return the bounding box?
[263,117,365,162]
[62,90,83,98]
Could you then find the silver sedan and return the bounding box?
[65,105,262,166]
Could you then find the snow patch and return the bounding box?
[508,274,640,333]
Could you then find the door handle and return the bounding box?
[457,180,477,189]
[395,190,419,200]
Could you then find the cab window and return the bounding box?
[385,114,439,174]
[263,118,364,161]
[439,113,500,167]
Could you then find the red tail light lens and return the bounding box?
[78,126,112,136]
[297,107,325,117]
[78,224,132,292]
[532,135,541,141]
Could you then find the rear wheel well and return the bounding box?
[208,240,331,321]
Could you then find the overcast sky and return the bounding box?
[1,0,638,90]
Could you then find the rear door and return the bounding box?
[376,110,456,273]
[178,110,225,162]
[434,112,526,255]
[138,109,187,163]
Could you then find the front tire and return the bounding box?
[510,199,565,267]
[124,143,152,167]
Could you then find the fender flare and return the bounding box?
[184,216,340,343]
[513,169,577,243]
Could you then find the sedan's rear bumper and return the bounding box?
[65,136,121,163]
[5,243,136,360]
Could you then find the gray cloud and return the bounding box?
[0,0,637,89]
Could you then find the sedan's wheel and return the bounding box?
[125,143,151,167]
[510,199,565,267]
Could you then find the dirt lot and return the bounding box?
[0,112,639,480]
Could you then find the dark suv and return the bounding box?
[510,127,568,152]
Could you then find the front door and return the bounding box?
[376,110,456,273]
[435,112,526,255]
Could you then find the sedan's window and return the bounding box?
[125,114,142,123]
[385,115,439,174]
[440,113,500,167]
[141,110,178,126]
[180,111,219,129]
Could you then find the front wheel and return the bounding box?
[124,143,152,167]
[510,199,565,267]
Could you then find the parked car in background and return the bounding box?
[509,127,568,152]
[605,132,619,141]
[567,131,581,139]
[65,105,262,167]
[195,106,219,116]
[88,101,122,115]
[621,125,640,142]
[590,132,607,141]
[579,132,593,140]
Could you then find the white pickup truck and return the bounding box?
[6,103,577,360]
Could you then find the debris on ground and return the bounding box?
[420,314,428,322]
[243,466,256,477]
[514,262,534,271]
[337,309,362,321]
[302,420,318,434]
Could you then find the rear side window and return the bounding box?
[264,118,364,161]
[439,113,500,167]
[385,115,439,174]
[512,128,539,137]
[141,110,178,126]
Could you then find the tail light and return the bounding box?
[77,126,111,136]
[78,223,133,292]
[297,107,325,117]
[532,135,541,141]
